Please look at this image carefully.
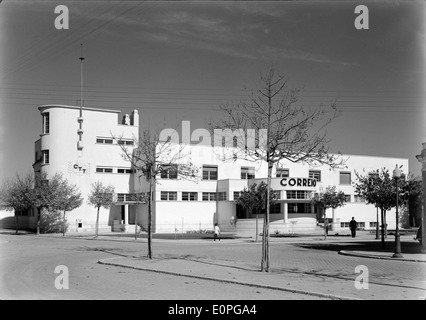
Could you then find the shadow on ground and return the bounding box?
[295,240,424,254]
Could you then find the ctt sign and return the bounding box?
[280,177,317,188]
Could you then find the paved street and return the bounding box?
[0,232,425,300]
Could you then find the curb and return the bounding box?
[97,257,361,301]
[338,250,426,263]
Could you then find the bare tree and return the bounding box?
[212,68,346,271]
[114,129,199,259]
[88,181,115,238]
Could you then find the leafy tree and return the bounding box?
[312,185,346,239]
[354,168,398,248]
[88,181,115,238]
[212,68,346,271]
[55,181,83,236]
[31,172,66,235]
[236,182,277,242]
[114,129,198,258]
[0,173,34,234]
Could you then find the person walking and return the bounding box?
[214,223,220,241]
[349,217,357,238]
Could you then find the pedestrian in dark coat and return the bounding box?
[349,217,357,238]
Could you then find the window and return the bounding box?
[276,168,289,178]
[218,192,227,201]
[41,150,49,165]
[202,192,217,201]
[309,170,321,182]
[160,164,178,179]
[354,195,365,203]
[241,167,255,179]
[340,172,351,185]
[288,203,312,214]
[345,195,351,202]
[370,222,378,228]
[182,192,198,201]
[42,113,49,134]
[233,191,241,201]
[202,165,218,180]
[160,191,177,201]
[341,222,350,228]
[117,139,134,146]
[96,167,113,173]
[286,190,310,199]
[96,138,113,144]
[270,203,281,214]
[117,168,133,174]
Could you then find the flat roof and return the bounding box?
[38,104,121,114]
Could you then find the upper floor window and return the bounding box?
[96,138,113,144]
[202,165,218,180]
[241,167,255,179]
[202,192,217,201]
[96,167,113,173]
[309,170,321,182]
[42,113,49,134]
[117,139,134,146]
[276,168,289,178]
[160,191,177,201]
[340,172,351,185]
[41,150,49,165]
[182,192,198,201]
[160,164,178,179]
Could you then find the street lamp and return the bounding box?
[392,165,403,258]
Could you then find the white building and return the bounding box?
[1,104,409,236]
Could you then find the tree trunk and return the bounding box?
[37,207,41,235]
[384,211,388,239]
[381,208,385,249]
[261,162,273,272]
[95,206,100,238]
[134,206,138,240]
[324,208,328,240]
[147,179,153,259]
[255,212,258,243]
[15,214,19,235]
[63,210,66,236]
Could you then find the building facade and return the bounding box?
[4,104,408,236]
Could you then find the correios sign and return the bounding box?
[280,177,317,188]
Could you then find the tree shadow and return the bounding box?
[295,240,424,254]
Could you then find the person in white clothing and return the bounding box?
[214,223,220,241]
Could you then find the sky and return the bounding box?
[0,0,425,182]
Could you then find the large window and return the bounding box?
[182,192,198,201]
[276,168,289,178]
[309,170,321,182]
[202,165,218,180]
[160,164,178,179]
[202,192,217,201]
[241,167,255,179]
[288,203,313,214]
[160,191,177,201]
[340,172,351,185]
[41,150,49,165]
[286,190,310,199]
[42,113,49,134]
